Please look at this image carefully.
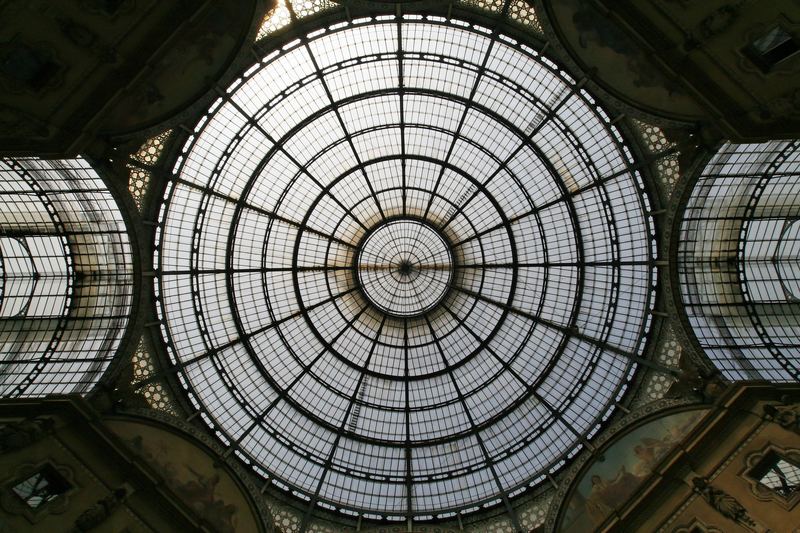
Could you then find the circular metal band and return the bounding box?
[356,219,454,318]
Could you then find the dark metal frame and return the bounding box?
[352,217,456,318]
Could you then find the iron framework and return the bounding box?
[679,141,800,382]
[0,158,133,397]
[154,12,657,526]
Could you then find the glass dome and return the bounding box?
[155,15,656,519]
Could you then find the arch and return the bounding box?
[678,140,800,382]
[0,158,133,397]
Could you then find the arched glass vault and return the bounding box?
[0,158,133,397]
[154,15,657,522]
[679,140,800,382]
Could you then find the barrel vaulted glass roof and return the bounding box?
[680,140,800,382]
[155,15,657,521]
[1,158,133,397]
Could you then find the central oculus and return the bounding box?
[355,219,453,317]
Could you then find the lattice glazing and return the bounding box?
[156,17,656,518]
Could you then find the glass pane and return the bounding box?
[759,457,800,497]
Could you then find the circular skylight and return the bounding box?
[356,219,453,317]
[155,16,656,519]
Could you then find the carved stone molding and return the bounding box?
[0,417,55,455]
[71,487,128,533]
[763,400,800,435]
[692,476,769,533]
[672,517,723,533]
[696,4,741,42]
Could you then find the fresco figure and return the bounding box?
[584,465,640,523]
[558,409,707,531]
[123,434,239,533]
[585,475,614,523]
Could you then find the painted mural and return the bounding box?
[559,409,708,531]
[104,2,250,133]
[106,418,259,533]
[549,0,704,120]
